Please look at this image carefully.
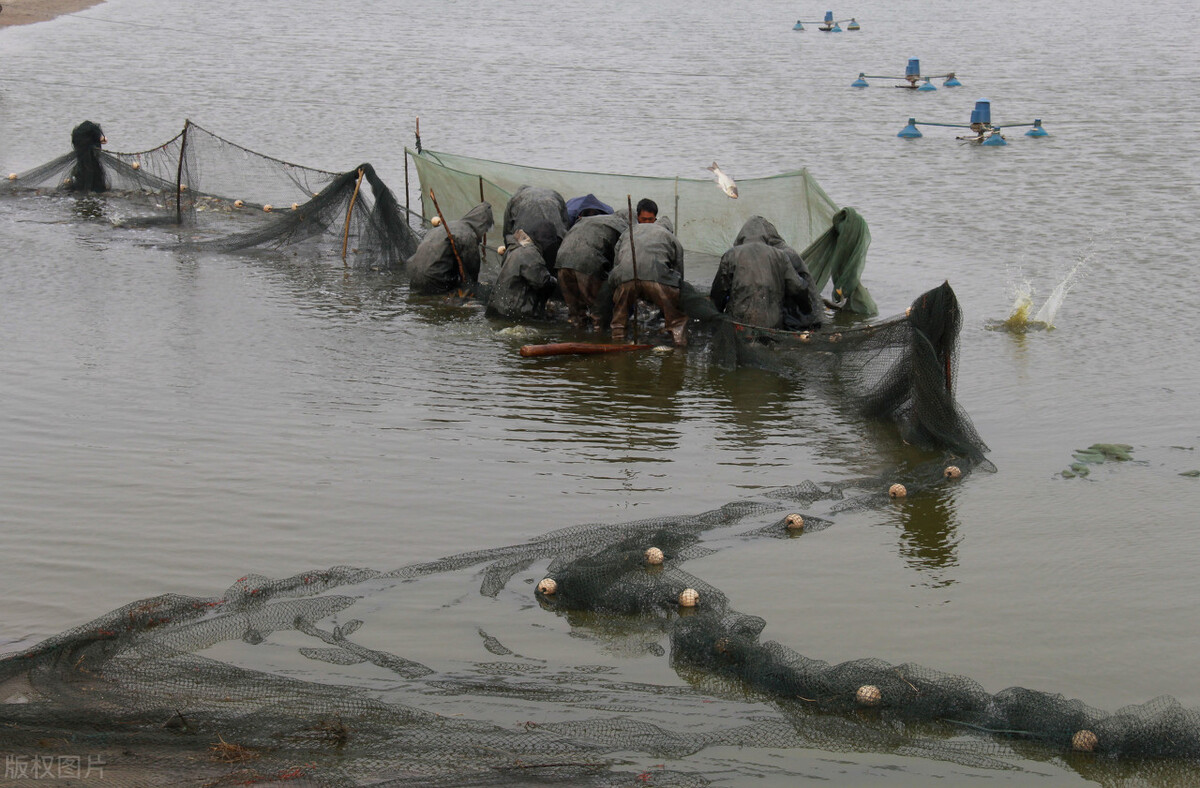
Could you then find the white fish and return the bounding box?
[706,162,739,199]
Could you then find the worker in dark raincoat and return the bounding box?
[66,120,108,193]
[408,202,493,294]
[609,215,688,346]
[565,193,613,225]
[712,216,823,330]
[486,230,558,320]
[502,185,570,270]
[555,211,627,329]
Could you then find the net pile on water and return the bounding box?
[679,280,991,465]
[1,120,420,271]
[3,484,1200,786]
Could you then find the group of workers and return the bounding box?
[47,121,823,341]
[406,184,823,346]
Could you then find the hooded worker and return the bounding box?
[555,210,627,329]
[66,120,108,193]
[713,216,823,330]
[407,202,493,295]
[609,215,688,346]
[502,185,570,270]
[565,193,613,225]
[486,229,558,320]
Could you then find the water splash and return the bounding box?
[1033,256,1086,326]
[993,252,1091,333]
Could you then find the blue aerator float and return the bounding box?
[897,99,1049,145]
[794,11,861,31]
[851,58,961,89]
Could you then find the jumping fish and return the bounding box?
[707,162,739,199]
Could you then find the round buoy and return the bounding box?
[645,547,664,565]
[944,465,962,480]
[131,161,140,170]
[799,332,811,343]
[536,577,557,595]
[679,588,699,608]
[1072,729,1098,752]
[889,483,907,498]
[905,306,913,317]
[785,513,805,530]
[233,200,244,208]
[496,245,507,256]
[291,202,300,210]
[431,215,442,227]
[856,685,882,706]
[263,204,273,212]
[179,184,188,191]
[6,173,17,181]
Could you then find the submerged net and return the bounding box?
[3,487,1199,786]
[1,120,421,271]
[678,280,989,465]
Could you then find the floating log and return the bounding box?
[519,342,653,357]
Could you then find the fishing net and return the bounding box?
[409,147,875,314]
[676,281,990,465]
[1,120,421,271]
[4,486,1200,787]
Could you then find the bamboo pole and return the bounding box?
[428,188,467,290]
[478,175,487,262]
[626,194,639,343]
[674,176,679,237]
[174,120,190,225]
[341,167,365,265]
[404,148,410,224]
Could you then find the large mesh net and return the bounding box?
[409,147,876,313]
[409,148,837,260]
[3,491,1199,786]
[1,120,420,271]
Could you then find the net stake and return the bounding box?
[429,188,467,295]
[174,120,190,224]
[404,149,410,225]
[626,194,639,343]
[478,175,487,261]
[341,167,365,265]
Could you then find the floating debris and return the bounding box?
[1063,443,1133,477]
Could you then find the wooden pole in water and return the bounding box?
[428,188,467,289]
[341,167,365,265]
[478,175,487,263]
[174,120,190,225]
[674,176,679,237]
[404,148,410,224]
[626,194,639,344]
